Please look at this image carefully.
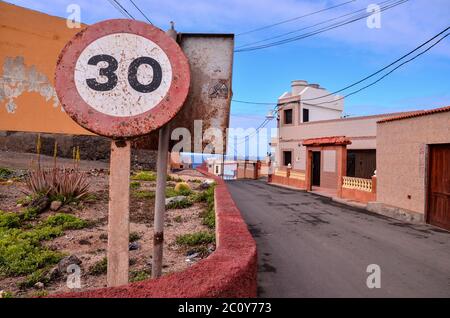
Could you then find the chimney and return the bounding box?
[308,83,320,89]
[291,80,308,95]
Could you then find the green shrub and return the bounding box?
[165,187,178,198]
[201,208,215,229]
[174,182,191,195]
[0,227,63,276]
[43,213,88,230]
[132,190,155,199]
[130,181,141,189]
[199,186,215,229]
[129,269,150,282]
[18,225,63,242]
[0,213,86,278]
[167,175,183,182]
[0,167,13,180]
[32,290,49,297]
[176,231,215,246]
[21,207,40,221]
[131,171,156,181]
[166,198,192,210]
[0,211,21,229]
[89,257,107,276]
[18,268,49,289]
[129,231,141,243]
[1,291,14,298]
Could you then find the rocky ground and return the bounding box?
[0,151,215,298]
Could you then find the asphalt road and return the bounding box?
[226,179,450,298]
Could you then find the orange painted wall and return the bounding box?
[0,2,93,135]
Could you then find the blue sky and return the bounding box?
[6,0,450,158]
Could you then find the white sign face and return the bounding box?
[74,33,173,117]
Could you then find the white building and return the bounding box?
[272,80,415,195]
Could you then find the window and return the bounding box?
[283,151,292,166]
[283,109,293,124]
[302,108,309,122]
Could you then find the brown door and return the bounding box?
[428,144,450,230]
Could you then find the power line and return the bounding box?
[107,0,135,19]
[307,31,450,106]
[236,0,356,37]
[128,0,153,25]
[301,25,450,101]
[235,0,408,52]
[231,25,450,106]
[236,0,394,49]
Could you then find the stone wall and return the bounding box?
[0,131,157,170]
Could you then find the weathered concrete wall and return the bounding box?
[376,111,450,214]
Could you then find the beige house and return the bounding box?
[272,80,411,196]
[370,106,450,230]
[270,80,450,230]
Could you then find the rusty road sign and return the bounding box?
[55,19,190,138]
[54,19,191,287]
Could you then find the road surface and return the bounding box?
[226,179,450,298]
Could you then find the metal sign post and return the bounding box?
[55,19,190,286]
[152,24,177,279]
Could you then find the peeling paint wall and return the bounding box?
[1,56,60,114]
[0,2,92,135]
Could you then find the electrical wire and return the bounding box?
[235,0,408,52]
[107,0,135,19]
[236,0,395,49]
[305,31,450,106]
[236,0,356,36]
[231,25,450,105]
[128,0,153,24]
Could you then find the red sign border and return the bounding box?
[55,19,190,138]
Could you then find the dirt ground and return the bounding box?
[0,151,213,297]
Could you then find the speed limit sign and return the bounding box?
[55,19,190,138]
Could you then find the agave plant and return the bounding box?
[25,168,52,196]
[25,167,90,203]
[51,168,90,201]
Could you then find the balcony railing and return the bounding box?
[342,176,373,192]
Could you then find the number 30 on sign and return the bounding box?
[55,19,190,138]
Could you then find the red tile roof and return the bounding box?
[377,105,450,123]
[302,136,352,146]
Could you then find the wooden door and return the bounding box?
[428,144,450,231]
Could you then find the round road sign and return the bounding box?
[55,19,190,138]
